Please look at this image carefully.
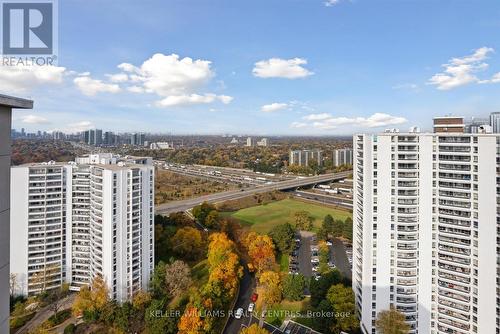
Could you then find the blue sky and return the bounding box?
[6,0,500,135]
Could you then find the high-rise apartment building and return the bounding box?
[490,112,500,133]
[10,154,154,302]
[246,137,255,147]
[353,128,498,334]
[289,149,322,167]
[333,148,353,167]
[0,94,33,334]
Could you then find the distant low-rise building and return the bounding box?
[289,149,322,167]
[150,142,173,150]
[257,138,269,147]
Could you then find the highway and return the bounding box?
[155,171,352,215]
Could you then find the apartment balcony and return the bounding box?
[438,317,470,332]
[438,253,470,266]
[438,208,470,219]
[397,261,417,268]
[396,287,417,295]
[438,262,470,275]
[438,244,471,256]
[397,252,417,259]
[397,278,417,286]
[439,217,470,228]
[438,271,470,284]
[438,279,469,293]
[438,288,470,303]
[439,235,470,247]
[438,297,470,312]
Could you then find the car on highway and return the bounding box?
[234,308,244,319]
[248,303,255,313]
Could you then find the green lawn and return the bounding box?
[265,298,312,326]
[277,253,289,272]
[228,198,351,234]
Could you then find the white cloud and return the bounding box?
[392,83,419,91]
[73,76,121,96]
[64,121,94,133]
[106,73,129,83]
[261,102,288,113]
[127,85,145,93]
[155,94,233,108]
[20,114,49,124]
[253,58,313,79]
[294,112,407,130]
[0,65,66,93]
[325,0,341,6]
[428,47,494,90]
[303,113,331,121]
[290,122,308,128]
[118,53,214,96]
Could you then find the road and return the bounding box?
[155,171,352,215]
[16,294,76,334]
[223,267,256,334]
[330,239,352,279]
[293,190,353,210]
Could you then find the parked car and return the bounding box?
[326,240,333,246]
[235,308,244,319]
[248,303,255,313]
[251,293,258,302]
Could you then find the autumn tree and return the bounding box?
[257,271,282,307]
[171,227,204,260]
[178,305,204,334]
[9,273,19,296]
[47,282,69,321]
[132,290,151,311]
[318,241,330,274]
[326,284,358,333]
[244,232,276,274]
[165,260,192,298]
[294,211,313,231]
[376,307,410,334]
[72,275,110,320]
[241,323,271,334]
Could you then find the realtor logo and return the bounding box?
[1,0,57,62]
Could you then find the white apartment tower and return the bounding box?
[289,149,323,167]
[10,154,154,302]
[353,128,499,334]
[333,148,353,167]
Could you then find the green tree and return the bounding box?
[204,210,220,229]
[150,261,167,298]
[145,299,178,334]
[323,215,334,233]
[343,217,353,241]
[332,219,344,238]
[376,307,410,334]
[241,323,271,334]
[294,211,313,231]
[282,274,306,301]
[310,269,345,307]
[269,223,296,254]
[326,284,358,333]
[192,202,216,225]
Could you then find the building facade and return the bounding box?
[490,112,500,133]
[0,94,33,334]
[289,150,322,167]
[10,154,154,302]
[333,148,353,167]
[353,130,498,334]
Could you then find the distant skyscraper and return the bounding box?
[88,129,95,145]
[10,154,154,302]
[246,137,254,147]
[489,112,500,133]
[289,150,322,167]
[333,148,353,167]
[94,129,103,146]
[353,129,498,334]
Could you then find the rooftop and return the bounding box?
[0,94,33,109]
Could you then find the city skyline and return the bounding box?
[4,1,500,135]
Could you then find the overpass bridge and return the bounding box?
[155,170,352,215]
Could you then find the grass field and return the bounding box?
[265,298,312,326]
[228,198,351,234]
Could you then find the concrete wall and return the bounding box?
[0,106,12,333]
